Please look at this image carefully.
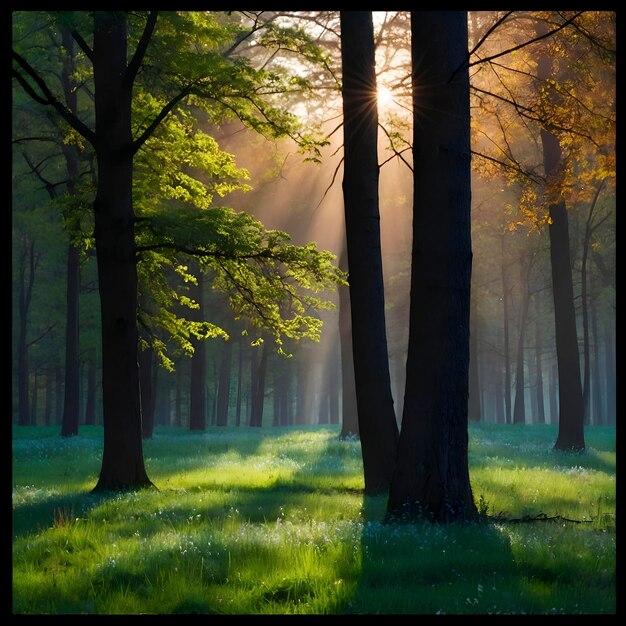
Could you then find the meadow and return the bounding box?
[12,423,616,614]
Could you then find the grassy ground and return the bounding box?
[12,423,616,614]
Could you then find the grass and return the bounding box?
[12,423,616,614]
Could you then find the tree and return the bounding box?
[387,11,477,523]
[340,11,399,494]
[535,21,585,450]
[13,11,344,489]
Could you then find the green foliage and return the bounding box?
[12,424,616,614]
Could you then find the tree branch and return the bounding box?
[71,29,93,62]
[12,50,97,148]
[125,11,158,86]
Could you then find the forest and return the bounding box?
[12,11,615,615]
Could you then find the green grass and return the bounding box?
[12,423,616,614]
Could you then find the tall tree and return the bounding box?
[535,22,585,451]
[387,11,477,523]
[340,11,399,494]
[14,11,344,489]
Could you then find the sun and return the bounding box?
[377,84,394,111]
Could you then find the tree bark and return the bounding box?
[216,339,233,426]
[590,298,603,425]
[338,247,359,436]
[534,23,585,451]
[534,302,546,424]
[235,338,243,426]
[17,238,36,426]
[92,12,152,490]
[84,358,97,426]
[61,243,80,436]
[140,346,156,438]
[189,270,207,431]
[340,11,399,493]
[59,27,81,438]
[513,260,530,425]
[250,343,268,427]
[501,236,512,424]
[387,11,477,523]
[44,369,53,426]
[468,293,481,421]
[604,318,615,426]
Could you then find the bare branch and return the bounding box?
[125,11,158,86]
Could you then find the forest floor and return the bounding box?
[12,422,616,615]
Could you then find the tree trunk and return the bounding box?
[250,343,268,427]
[17,238,36,426]
[501,236,512,424]
[338,247,359,437]
[216,339,233,426]
[549,362,558,425]
[468,294,481,421]
[235,339,243,426]
[534,303,546,424]
[295,353,311,425]
[92,12,152,490]
[175,361,183,427]
[535,25,585,451]
[84,358,96,426]
[513,262,530,425]
[140,346,156,438]
[604,318,615,426]
[387,11,477,523]
[590,298,603,425]
[329,342,340,425]
[44,369,53,426]
[31,367,38,425]
[340,11,398,493]
[55,366,63,425]
[61,242,81,436]
[60,28,81,438]
[189,271,207,431]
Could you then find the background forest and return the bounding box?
[12,10,615,615]
[12,11,615,441]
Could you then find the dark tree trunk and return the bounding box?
[235,339,243,426]
[581,180,606,425]
[216,339,233,426]
[329,342,340,425]
[549,362,558,425]
[92,12,152,490]
[140,346,156,438]
[534,304,546,424]
[513,263,530,425]
[31,368,38,425]
[591,298,603,425]
[541,152,585,446]
[295,353,311,425]
[501,236,512,424]
[175,361,183,427]
[189,271,207,431]
[494,339,504,424]
[44,370,53,426]
[536,25,584,451]
[61,243,81,436]
[60,28,81,438]
[340,11,398,492]
[604,318,615,426]
[84,358,97,426]
[338,247,359,437]
[468,294,481,421]
[17,239,36,426]
[250,344,268,427]
[387,11,477,523]
[55,366,63,425]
